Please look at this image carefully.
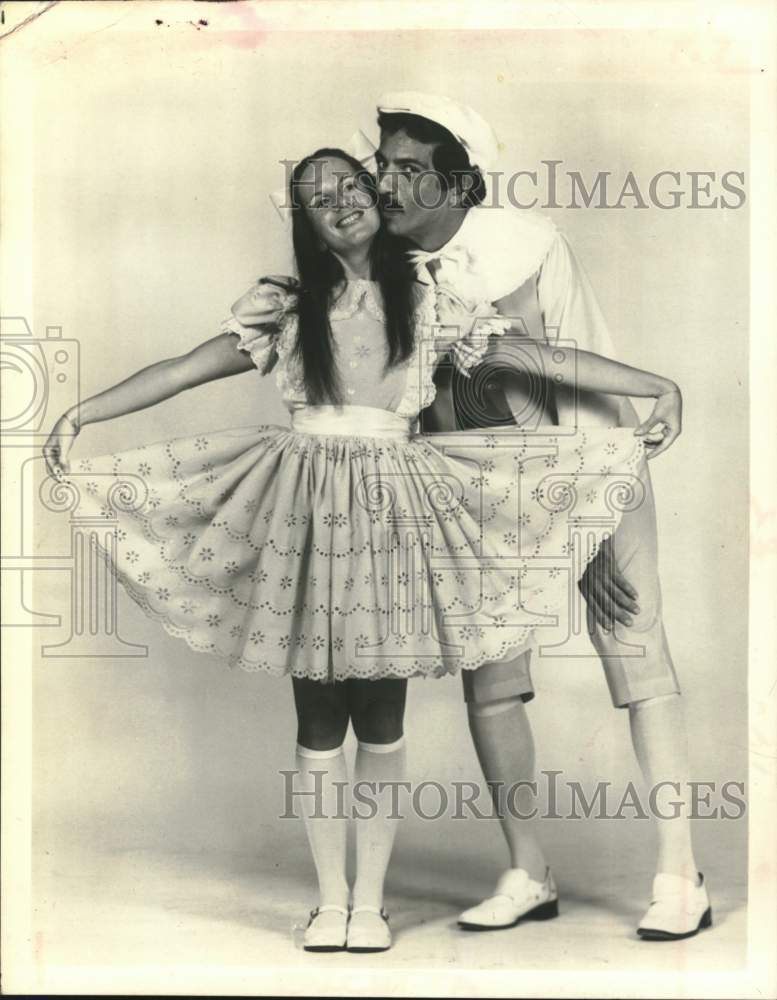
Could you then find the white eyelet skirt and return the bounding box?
[58,404,647,682]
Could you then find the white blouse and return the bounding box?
[221,276,510,421]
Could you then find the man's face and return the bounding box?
[376,129,455,242]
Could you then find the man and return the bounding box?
[231,92,711,940]
[373,91,709,941]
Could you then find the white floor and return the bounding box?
[22,645,749,995]
[28,814,747,995]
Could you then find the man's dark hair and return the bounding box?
[377,111,486,208]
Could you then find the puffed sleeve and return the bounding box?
[221,276,298,375]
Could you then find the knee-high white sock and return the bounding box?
[467,698,547,882]
[295,743,349,908]
[352,736,407,910]
[628,693,699,882]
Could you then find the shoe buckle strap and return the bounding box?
[309,904,349,923]
[351,905,389,922]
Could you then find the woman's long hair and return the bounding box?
[289,148,416,405]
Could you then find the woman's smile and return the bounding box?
[336,209,365,229]
[295,155,381,255]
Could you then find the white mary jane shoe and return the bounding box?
[303,904,349,952]
[458,867,559,931]
[346,906,392,953]
[637,872,712,941]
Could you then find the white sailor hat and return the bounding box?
[376,90,499,177]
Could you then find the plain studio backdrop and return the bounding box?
[16,10,748,986]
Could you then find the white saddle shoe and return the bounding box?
[303,904,349,952]
[637,872,712,941]
[458,867,559,930]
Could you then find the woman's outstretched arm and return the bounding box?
[42,332,254,477]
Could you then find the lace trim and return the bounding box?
[245,281,387,404]
[222,278,299,375]
[221,318,277,374]
[69,428,646,681]
[83,475,636,681]
[450,315,512,375]
[329,280,385,322]
[265,313,304,402]
[395,284,439,418]
[88,530,536,680]
[269,281,439,417]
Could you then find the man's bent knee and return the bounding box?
[462,652,534,706]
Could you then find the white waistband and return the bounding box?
[291,405,412,441]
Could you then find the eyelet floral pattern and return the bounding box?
[329,279,385,322]
[64,420,647,681]
[61,276,650,682]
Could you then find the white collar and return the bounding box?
[407,211,478,285]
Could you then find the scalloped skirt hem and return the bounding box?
[58,421,647,682]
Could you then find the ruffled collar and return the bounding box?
[405,207,558,304]
[406,213,476,287]
[330,279,385,322]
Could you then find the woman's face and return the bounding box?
[296,156,380,254]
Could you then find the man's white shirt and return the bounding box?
[411,204,633,428]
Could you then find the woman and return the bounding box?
[43,148,682,954]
